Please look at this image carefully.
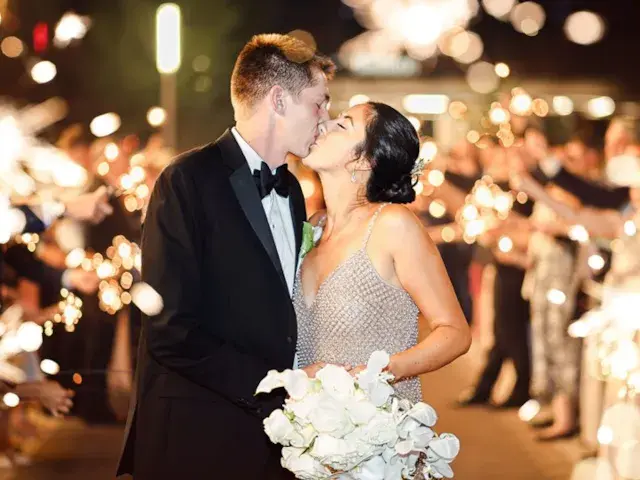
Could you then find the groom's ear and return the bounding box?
[269,86,287,116]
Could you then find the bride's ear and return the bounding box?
[355,157,372,173]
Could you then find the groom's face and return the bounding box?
[283,70,330,158]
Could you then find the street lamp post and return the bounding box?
[156,3,181,150]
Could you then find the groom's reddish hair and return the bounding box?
[231,33,335,116]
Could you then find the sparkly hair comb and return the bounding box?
[411,157,426,177]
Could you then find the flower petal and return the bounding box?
[408,402,438,427]
[282,369,310,400]
[395,439,414,455]
[410,426,435,448]
[429,433,460,461]
[367,351,390,375]
[264,409,294,445]
[256,369,285,395]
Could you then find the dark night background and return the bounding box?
[2,0,639,149]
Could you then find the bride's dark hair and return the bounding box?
[352,102,421,204]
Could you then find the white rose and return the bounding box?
[316,364,355,401]
[308,395,355,438]
[286,392,321,425]
[264,409,294,445]
[281,447,330,480]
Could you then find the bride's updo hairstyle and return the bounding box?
[354,102,421,204]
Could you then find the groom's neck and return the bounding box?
[235,120,287,171]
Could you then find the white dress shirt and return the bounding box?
[231,128,296,296]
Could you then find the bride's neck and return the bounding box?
[319,173,365,231]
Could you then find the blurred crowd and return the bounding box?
[410,115,640,465]
[0,125,172,467]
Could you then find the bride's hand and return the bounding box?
[301,362,327,378]
[347,365,366,377]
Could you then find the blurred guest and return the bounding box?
[522,186,585,440]
[458,144,533,408]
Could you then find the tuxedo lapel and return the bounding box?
[216,130,287,288]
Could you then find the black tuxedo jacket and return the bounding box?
[117,130,305,479]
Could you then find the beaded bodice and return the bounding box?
[293,204,422,402]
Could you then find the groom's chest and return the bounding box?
[199,183,297,283]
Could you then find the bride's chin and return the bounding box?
[301,151,318,169]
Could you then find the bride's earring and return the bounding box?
[350,169,357,183]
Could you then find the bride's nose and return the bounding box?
[318,122,328,136]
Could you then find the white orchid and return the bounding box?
[255,351,460,480]
[256,369,286,394]
[256,369,311,400]
[428,434,460,462]
[408,403,438,428]
[356,351,395,407]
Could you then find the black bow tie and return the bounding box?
[253,162,289,199]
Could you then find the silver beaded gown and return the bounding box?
[293,204,422,403]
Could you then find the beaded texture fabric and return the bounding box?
[293,203,422,403]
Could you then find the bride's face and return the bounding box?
[302,104,369,173]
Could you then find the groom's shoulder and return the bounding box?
[161,143,222,179]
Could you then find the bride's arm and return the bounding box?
[380,206,472,381]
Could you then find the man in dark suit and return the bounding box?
[1,186,112,313]
[117,34,335,479]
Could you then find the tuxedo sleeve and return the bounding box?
[553,168,629,209]
[15,206,46,234]
[532,166,629,209]
[4,245,63,288]
[142,166,277,416]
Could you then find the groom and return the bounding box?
[116,34,334,479]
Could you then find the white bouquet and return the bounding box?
[256,351,460,479]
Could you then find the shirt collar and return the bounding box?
[231,127,267,174]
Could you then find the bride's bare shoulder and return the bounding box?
[308,209,327,227]
[377,204,420,230]
[377,204,437,252]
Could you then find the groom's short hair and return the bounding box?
[231,33,335,117]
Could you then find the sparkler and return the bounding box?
[56,235,142,318]
[456,176,515,243]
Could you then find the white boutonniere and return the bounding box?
[300,221,323,259]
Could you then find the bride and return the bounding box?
[294,101,471,400]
